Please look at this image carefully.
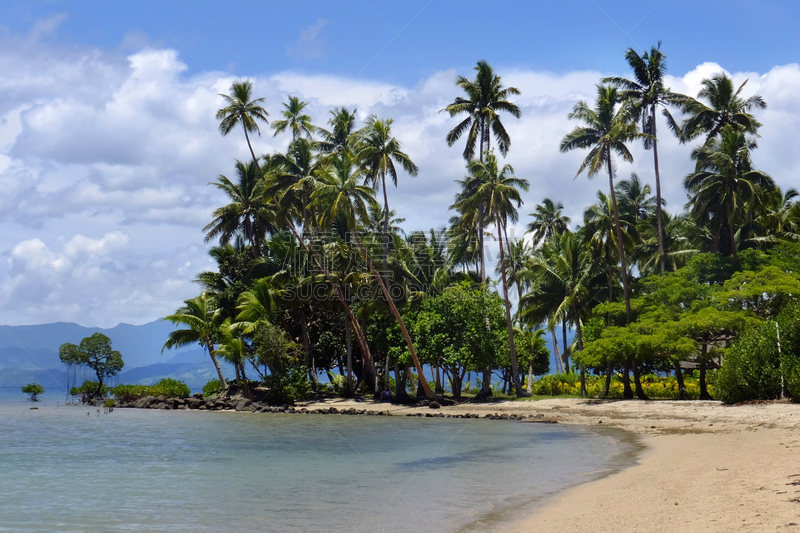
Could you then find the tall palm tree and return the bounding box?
[604,44,689,272]
[454,153,530,397]
[271,96,314,141]
[216,81,270,168]
[526,198,571,246]
[311,153,437,400]
[616,173,658,230]
[444,60,521,161]
[681,73,767,144]
[162,293,228,389]
[315,107,359,155]
[684,125,775,265]
[203,160,274,252]
[561,85,648,400]
[357,115,419,280]
[560,85,647,319]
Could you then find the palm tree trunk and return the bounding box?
[576,318,587,397]
[551,329,562,373]
[527,361,534,395]
[352,234,437,401]
[729,221,740,267]
[651,105,667,273]
[607,148,632,318]
[344,317,353,393]
[478,204,486,284]
[561,319,570,373]
[381,171,391,287]
[239,362,253,400]
[674,361,688,400]
[206,339,228,390]
[243,126,259,171]
[496,213,527,397]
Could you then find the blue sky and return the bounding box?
[1,1,799,326]
[4,0,798,82]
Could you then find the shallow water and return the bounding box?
[0,397,636,532]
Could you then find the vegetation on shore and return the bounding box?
[22,383,44,401]
[152,45,800,405]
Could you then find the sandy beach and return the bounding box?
[297,397,800,532]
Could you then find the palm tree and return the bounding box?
[216,81,270,168]
[311,153,437,400]
[271,96,314,141]
[203,160,274,252]
[684,125,775,265]
[444,60,521,161]
[526,198,571,246]
[454,153,530,397]
[616,173,658,230]
[316,107,359,155]
[560,85,647,319]
[604,44,689,273]
[357,115,419,280]
[681,73,766,144]
[162,293,228,389]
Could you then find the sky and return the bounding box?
[1,0,800,327]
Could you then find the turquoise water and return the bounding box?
[0,396,636,532]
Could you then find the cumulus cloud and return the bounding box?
[1,25,799,326]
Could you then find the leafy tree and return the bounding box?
[22,383,44,401]
[681,73,766,144]
[216,80,270,168]
[444,60,521,161]
[604,44,689,272]
[59,333,124,399]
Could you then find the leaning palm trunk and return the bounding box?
[650,105,667,273]
[496,213,526,397]
[353,234,437,401]
[206,339,228,390]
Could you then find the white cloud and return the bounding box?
[1,26,799,326]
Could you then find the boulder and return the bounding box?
[235,400,248,412]
[134,396,156,409]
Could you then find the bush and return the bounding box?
[202,379,223,397]
[22,383,44,401]
[264,368,311,405]
[110,379,191,402]
[71,380,107,397]
[104,399,116,408]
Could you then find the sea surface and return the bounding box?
[0,389,637,532]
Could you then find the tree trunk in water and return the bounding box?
[206,340,228,390]
[497,215,527,397]
[674,361,688,400]
[651,105,668,274]
[631,359,649,400]
[622,360,633,399]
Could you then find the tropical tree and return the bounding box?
[560,85,649,399]
[316,107,359,155]
[604,44,689,272]
[204,160,274,251]
[357,115,419,278]
[271,96,314,141]
[216,81,270,168]
[684,125,776,265]
[454,153,530,397]
[163,293,228,390]
[311,153,437,400]
[59,333,124,399]
[444,59,521,162]
[681,73,766,144]
[526,198,571,247]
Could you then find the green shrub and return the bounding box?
[70,380,107,397]
[264,368,311,405]
[153,378,190,398]
[104,399,116,407]
[202,379,223,397]
[109,384,152,402]
[22,383,44,401]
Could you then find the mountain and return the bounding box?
[0,320,225,390]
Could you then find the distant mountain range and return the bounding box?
[0,320,232,392]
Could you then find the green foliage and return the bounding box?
[104,399,116,408]
[22,383,44,400]
[70,380,107,397]
[253,323,301,373]
[109,379,191,402]
[264,368,311,405]
[528,373,711,400]
[60,333,124,398]
[202,379,223,397]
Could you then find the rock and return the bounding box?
[134,396,155,409]
[192,392,203,400]
[156,395,168,402]
[235,400,248,411]
[198,405,207,410]
[428,401,441,409]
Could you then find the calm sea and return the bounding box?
[0,389,637,532]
